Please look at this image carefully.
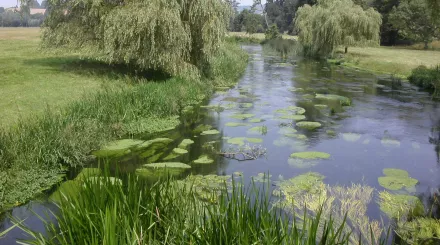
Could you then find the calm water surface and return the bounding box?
[1,45,440,243]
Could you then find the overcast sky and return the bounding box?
[0,0,258,8]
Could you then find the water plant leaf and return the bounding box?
[290,151,330,160]
[314,104,328,109]
[316,94,351,106]
[230,113,255,120]
[246,138,263,143]
[143,162,191,169]
[247,126,267,135]
[178,139,195,149]
[279,115,306,120]
[136,138,173,151]
[249,118,263,123]
[326,130,337,136]
[275,106,306,115]
[163,148,188,160]
[75,168,102,181]
[378,176,418,191]
[193,155,214,164]
[381,138,401,147]
[193,124,213,134]
[285,133,307,140]
[239,103,253,108]
[383,168,409,177]
[252,173,272,182]
[50,180,82,203]
[225,122,250,127]
[227,137,246,146]
[93,139,144,157]
[342,133,361,142]
[201,129,220,135]
[296,121,322,130]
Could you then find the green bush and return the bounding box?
[408,65,440,90]
[265,24,281,40]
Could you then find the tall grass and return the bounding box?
[17,173,361,245]
[0,42,248,210]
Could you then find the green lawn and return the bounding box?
[339,46,440,77]
[0,28,103,127]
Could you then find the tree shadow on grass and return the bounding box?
[24,56,172,82]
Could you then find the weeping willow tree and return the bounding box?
[295,0,382,57]
[38,0,231,77]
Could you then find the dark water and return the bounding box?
[1,45,440,244]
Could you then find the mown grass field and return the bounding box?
[0,28,103,127]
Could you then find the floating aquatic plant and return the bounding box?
[93,139,144,157]
[315,94,351,106]
[163,148,189,160]
[326,130,336,136]
[136,138,173,151]
[279,115,306,121]
[193,155,214,164]
[342,133,361,142]
[275,106,306,115]
[178,139,194,149]
[239,103,253,108]
[277,128,297,134]
[219,144,266,161]
[252,173,272,182]
[225,122,250,127]
[378,168,418,191]
[201,129,220,135]
[227,137,263,146]
[381,138,401,147]
[193,124,213,134]
[230,113,255,120]
[290,151,330,160]
[396,217,440,244]
[285,133,307,140]
[75,168,102,181]
[288,87,304,92]
[296,121,322,130]
[142,162,191,169]
[249,118,263,123]
[314,104,328,109]
[247,126,268,135]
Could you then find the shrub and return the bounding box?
[265,24,281,40]
[408,65,440,90]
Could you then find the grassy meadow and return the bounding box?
[339,46,440,77]
[0,28,106,127]
[0,28,248,210]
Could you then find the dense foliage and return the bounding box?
[389,0,440,49]
[295,0,382,57]
[408,65,440,92]
[18,173,365,245]
[0,10,45,27]
[42,0,231,77]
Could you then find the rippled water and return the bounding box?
[2,45,440,244]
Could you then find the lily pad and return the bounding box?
[93,139,144,157]
[378,168,418,191]
[179,175,231,203]
[378,191,424,219]
[178,139,195,149]
[193,124,213,134]
[136,138,173,151]
[193,155,214,164]
[253,173,272,182]
[201,129,220,135]
[247,137,263,143]
[227,137,246,146]
[316,94,351,106]
[285,134,307,140]
[143,162,191,169]
[279,172,325,195]
[275,106,306,115]
[239,103,253,108]
[225,122,250,127]
[296,121,322,130]
[279,115,306,121]
[230,114,255,120]
[75,168,102,181]
[381,138,401,147]
[249,118,263,123]
[326,130,336,136]
[290,151,330,160]
[247,126,267,135]
[163,148,188,160]
[342,133,361,142]
[50,180,81,203]
[278,128,297,134]
[314,104,328,109]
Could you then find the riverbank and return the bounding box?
[332,46,440,78]
[0,29,248,210]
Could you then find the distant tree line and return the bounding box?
[228,0,439,46]
[0,0,47,27]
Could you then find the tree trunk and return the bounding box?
[345,47,348,54]
[424,41,429,50]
